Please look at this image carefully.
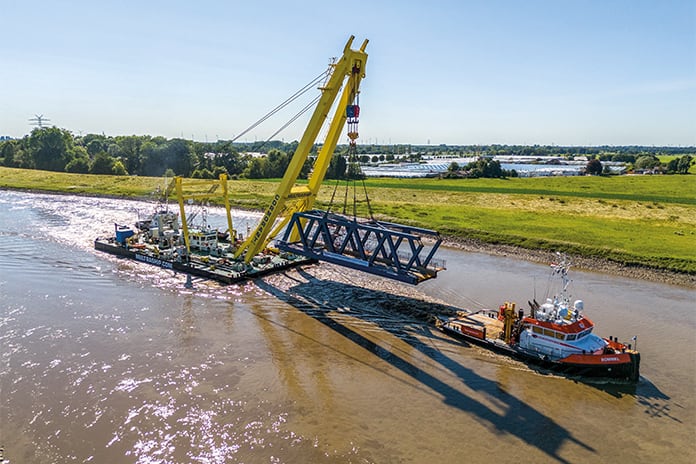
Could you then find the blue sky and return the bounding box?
[2,0,694,145]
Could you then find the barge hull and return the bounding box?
[94,239,314,285]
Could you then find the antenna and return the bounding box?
[29,114,51,129]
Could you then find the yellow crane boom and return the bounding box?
[234,35,368,263]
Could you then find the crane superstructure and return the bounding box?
[233,35,443,284]
[102,36,444,285]
[234,35,368,264]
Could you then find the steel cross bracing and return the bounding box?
[276,210,445,285]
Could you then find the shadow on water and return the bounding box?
[565,375,679,425]
[255,271,595,464]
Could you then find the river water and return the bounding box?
[0,190,694,463]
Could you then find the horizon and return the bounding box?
[4,130,696,149]
[6,130,696,149]
[2,1,694,146]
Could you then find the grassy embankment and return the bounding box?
[1,166,694,274]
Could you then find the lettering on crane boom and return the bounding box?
[252,194,281,244]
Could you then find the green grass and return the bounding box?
[320,175,696,273]
[0,167,280,208]
[361,176,696,205]
[2,166,695,274]
[381,203,695,272]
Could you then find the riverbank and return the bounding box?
[2,184,694,287]
[442,236,696,288]
[2,166,694,283]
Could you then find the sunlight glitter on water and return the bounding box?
[2,191,267,293]
[2,190,695,464]
[104,365,306,463]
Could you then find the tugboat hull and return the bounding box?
[440,319,640,382]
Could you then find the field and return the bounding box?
[355,176,695,273]
[1,167,694,274]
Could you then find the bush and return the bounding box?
[212,166,228,178]
[89,152,115,175]
[65,157,90,174]
[192,168,214,179]
[635,155,661,170]
[112,160,128,175]
[585,158,603,175]
[464,158,504,178]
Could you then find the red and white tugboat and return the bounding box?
[439,254,640,382]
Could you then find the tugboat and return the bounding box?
[438,254,640,382]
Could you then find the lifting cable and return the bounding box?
[264,94,322,144]
[230,68,331,143]
[241,88,322,154]
[326,142,376,220]
[361,176,375,220]
[343,144,374,221]
[325,178,341,216]
[342,177,350,215]
[325,67,376,221]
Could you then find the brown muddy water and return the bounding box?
[0,190,694,463]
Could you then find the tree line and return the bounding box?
[0,128,294,179]
[0,128,693,178]
[0,128,367,179]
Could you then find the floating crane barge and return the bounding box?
[94,227,311,285]
[95,36,442,286]
[94,175,314,285]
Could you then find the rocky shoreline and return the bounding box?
[442,236,696,289]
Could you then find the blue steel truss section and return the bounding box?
[276,210,445,285]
